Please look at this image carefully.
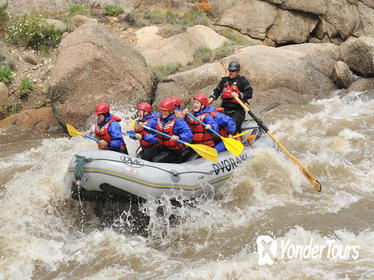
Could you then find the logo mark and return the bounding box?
[257,235,277,265]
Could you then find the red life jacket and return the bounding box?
[155,116,183,150]
[134,117,153,148]
[187,113,215,147]
[221,81,245,104]
[210,108,229,138]
[95,115,126,151]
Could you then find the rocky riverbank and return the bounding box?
[0,0,373,132]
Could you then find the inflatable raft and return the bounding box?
[64,120,278,201]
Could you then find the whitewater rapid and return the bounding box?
[0,91,373,279]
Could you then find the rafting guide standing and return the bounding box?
[208,60,253,133]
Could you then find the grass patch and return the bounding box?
[184,7,210,26]
[125,7,210,28]
[8,102,22,114]
[213,41,235,60]
[0,48,16,70]
[69,5,92,17]
[0,65,13,84]
[5,13,62,51]
[221,29,251,46]
[103,5,124,16]
[193,47,213,64]
[152,62,182,81]
[0,2,9,29]
[34,100,45,109]
[19,77,34,92]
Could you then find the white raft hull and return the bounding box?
[64,121,278,201]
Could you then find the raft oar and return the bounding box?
[187,112,244,157]
[66,123,100,143]
[233,95,322,192]
[143,125,218,162]
[231,130,257,143]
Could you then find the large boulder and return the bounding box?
[282,43,340,77]
[136,25,229,67]
[221,45,337,96]
[267,9,319,44]
[348,78,374,92]
[340,37,374,75]
[261,0,327,14]
[331,61,358,88]
[154,44,338,110]
[0,107,60,132]
[154,63,225,107]
[49,22,154,129]
[215,0,278,40]
[321,0,360,40]
[357,2,374,37]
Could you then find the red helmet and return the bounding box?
[159,98,174,112]
[193,93,208,107]
[95,102,110,114]
[170,96,182,107]
[137,102,152,112]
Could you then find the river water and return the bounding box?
[0,91,373,279]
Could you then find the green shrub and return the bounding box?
[8,103,21,114]
[125,7,165,27]
[5,14,62,50]
[103,5,124,16]
[222,29,250,46]
[35,100,45,109]
[152,62,182,81]
[69,5,91,16]
[125,7,210,28]
[0,48,16,70]
[0,2,9,28]
[214,41,235,60]
[193,47,212,64]
[19,77,34,92]
[183,7,210,26]
[0,65,13,84]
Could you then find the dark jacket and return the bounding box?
[210,75,253,112]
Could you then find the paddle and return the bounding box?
[233,95,322,192]
[66,124,100,143]
[187,112,244,157]
[143,125,218,162]
[231,130,257,143]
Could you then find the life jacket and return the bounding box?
[187,113,215,147]
[95,115,126,151]
[134,115,154,148]
[155,116,183,150]
[210,108,229,138]
[221,81,245,104]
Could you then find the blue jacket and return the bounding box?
[141,112,156,123]
[209,107,236,134]
[143,114,193,145]
[190,107,219,132]
[98,114,125,150]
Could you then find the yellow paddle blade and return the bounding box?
[231,130,251,139]
[185,143,218,162]
[66,124,82,137]
[129,120,136,130]
[222,137,244,157]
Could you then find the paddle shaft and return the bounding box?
[233,95,322,192]
[143,125,186,145]
[187,112,221,137]
[85,135,100,143]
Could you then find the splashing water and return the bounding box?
[0,92,373,279]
